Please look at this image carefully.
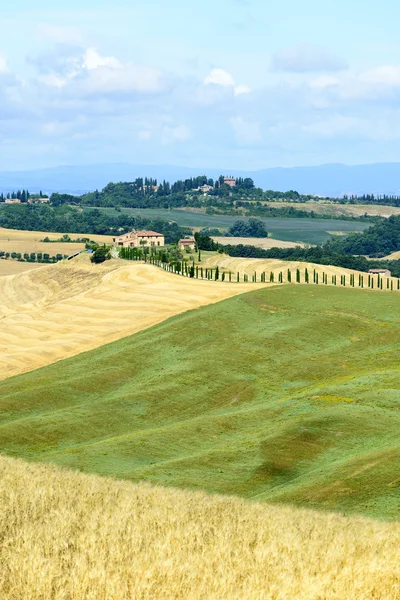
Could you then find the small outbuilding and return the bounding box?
[368,269,391,277]
[178,238,196,251]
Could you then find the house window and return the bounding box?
[151,242,155,246]
[157,242,160,246]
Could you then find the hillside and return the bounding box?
[0,256,258,380]
[1,455,400,600]
[197,253,382,284]
[2,283,400,520]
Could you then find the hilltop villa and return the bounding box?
[113,230,165,248]
[224,177,236,188]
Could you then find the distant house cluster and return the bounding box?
[113,230,165,248]
[28,197,50,204]
[4,197,49,205]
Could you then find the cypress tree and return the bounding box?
[296,268,300,283]
[201,267,203,278]
[287,269,291,283]
[387,278,390,290]
[237,272,240,283]
[222,272,225,282]
[371,278,374,289]
[270,272,274,283]
[391,280,393,291]
[315,272,319,285]
[215,266,219,281]
[229,272,232,282]
[305,268,309,284]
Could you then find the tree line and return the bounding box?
[0,204,190,244]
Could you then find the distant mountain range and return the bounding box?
[1,162,400,197]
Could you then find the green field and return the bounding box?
[2,285,400,520]
[83,206,368,244]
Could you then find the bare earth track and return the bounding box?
[0,255,259,381]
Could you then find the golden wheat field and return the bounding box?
[0,254,259,380]
[0,455,399,600]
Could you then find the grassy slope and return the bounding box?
[1,285,400,520]
[2,455,400,600]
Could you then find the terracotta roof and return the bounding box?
[135,231,163,237]
[179,238,195,243]
[368,269,390,273]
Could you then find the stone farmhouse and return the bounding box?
[113,230,165,248]
[178,237,196,251]
[5,199,21,204]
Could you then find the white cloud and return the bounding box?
[204,68,235,87]
[230,116,261,145]
[359,65,400,87]
[36,47,165,95]
[272,43,347,73]
[161,125,191,144]
[204,68,251,96]
[234,84,251,96]
[83,48,121,71]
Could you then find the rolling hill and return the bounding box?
[1,282,400,520]
[0,255,258,380]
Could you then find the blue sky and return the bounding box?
[2,0,400,170]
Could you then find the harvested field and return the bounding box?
[0,260,44,276]
[0,255,258,380]
[212,236,306,249]
[0,227,113,257]
[1,455,400,600]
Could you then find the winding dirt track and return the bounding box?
[0,256,259,381]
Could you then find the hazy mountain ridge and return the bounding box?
[2,162,400,196]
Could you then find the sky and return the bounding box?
[1,0,400,171]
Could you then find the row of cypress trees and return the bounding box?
[119,247,399,290]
